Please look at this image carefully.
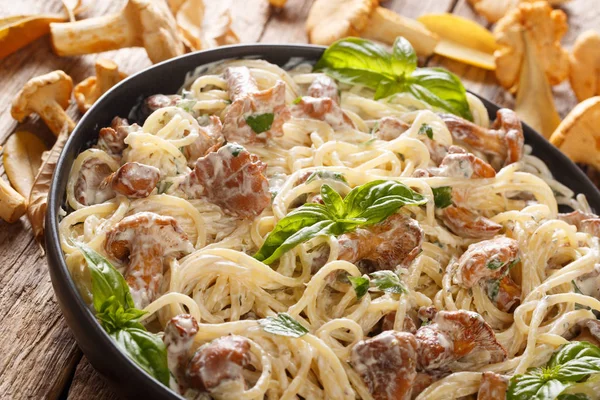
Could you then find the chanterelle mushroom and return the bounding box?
[550,97,600,171]
[11,70,75,136]
[306,0,438,56]
[74,59,127,113]
[104,211,194,308]
[468,0,570,23]
[50,0,185,64]
[494,1,569,92]
[0,146,27,224]
[569,30,600,102]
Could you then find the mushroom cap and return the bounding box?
[105,211,193,261]
[11,70,73,122]
[493,1,569,92]
[306,0,377,45]
[550,96,600,171]
[569,30,600,102]
[73,59,127,113]
[469,0,571,23]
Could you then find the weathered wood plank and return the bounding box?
[259,0,314,44]
[67,357,122,400]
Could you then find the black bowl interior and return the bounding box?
[45,44,600,400]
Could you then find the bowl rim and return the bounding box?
[45,43,600,399]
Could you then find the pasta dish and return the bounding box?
[59,38,600,400]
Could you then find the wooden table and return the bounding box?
[0,0,597,398]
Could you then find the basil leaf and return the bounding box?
[373,79,403,100]
[305,170,348,185]
[558,394,591,400]
[96,296,147,333]
[111,327,169,385]
[392,36,417,76]
[77,244,135,312]
[315,37,400,83]
[418,123,434,139]
[408,68,473,121]
[344,180,426,225]
[259,313,308,338]
[432,186,453,209]
[321,184,345,219]
[370,271,407,294]
[245,113,274,133]
[550,342,600,381]
[551,342,600,367]
[507,372,570,400]
[320,67,390,89]
[348,276,369,299]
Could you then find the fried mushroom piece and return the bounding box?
[74,157,114,206]
[477,372,508,400]
[351,331,419,400]
[338,213,423,272]
[183,115,224,164]
[454,237,521,312]
[373,116,410,141]
[97,117,136,158]
[164,314,199,393]
[441,108,524,167]
[415,310,507,371]
[104,212,194,308]
[569,31,600,102]
[180,143,270,218]
[441,205,503,240]
[186,335,252,395]
[291,96,355,130]
[307,74,340,103]
[222,66,290,144]
[427,148,497,179]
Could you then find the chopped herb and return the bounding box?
[370,271,407,295]
[157,181,174,194]
[228,143,245,157]
[370,121,380,134]
[259,313,308,338]
[359,138,377,147]
[176,99,197,113]
[418,123,434,139]
[305,170,348,185]
[486,279,500,302]
[572,280,590,310]
[487,259,505,270]
[432,186,453,209]
[245,113,275,134]
[292,96,303,104]
[348,276,369,299]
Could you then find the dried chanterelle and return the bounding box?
[468,0,570,23]
[306,0,438,56]
[74,59,127,113]
[550,97,600,172]
[0,147,27,224]
[11,70,75,136]
[493,1,568,138]
[569,30,600,102]
[50,0,185,64]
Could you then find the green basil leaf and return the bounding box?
[432,186,453,209]
[315,37,401,83]
[245,113,274,133]
[319,67,390,90]
[256,218,335,265]
[407,68,473,121]
[418,123,434,139]
[556,358,600,382]
[111,327,169,385]
[77,244,135,312]
[551,342,600,367]
[321,184,345,219]
[507,372,570,400]
[370,271,407,294]
[373,79,404,100]
[305,170,348,185]
[348,276,369,299]
[344,180,426,225]
[557,394,591,400]
[392,36,417,76]
[259,313,308,338]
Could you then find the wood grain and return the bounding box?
[0,0,597,399]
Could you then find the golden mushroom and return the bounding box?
[550,97,600,172]
[11,70,75,136]
[0,146,27,224]
[306,0,438,56]
[74,59,127,113]
[468,0,570,23]
[50,0,185,64]
[493,1,568,138]
[569,30,600,102]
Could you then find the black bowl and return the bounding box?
[45,44,600,400]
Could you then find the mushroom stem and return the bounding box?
[361,7,438,56]
[515,30,560,139]
[42,102,76,135]
[0,174,27,223]
[95,59,122,94]
[50,12,137,56]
